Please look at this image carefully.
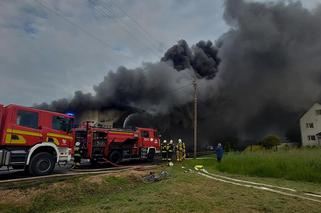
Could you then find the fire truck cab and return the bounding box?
[0,104,74,175]
[74,123,160,164]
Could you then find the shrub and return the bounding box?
[244,145,264,152]
[261,135,281,150]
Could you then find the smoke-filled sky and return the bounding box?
[0,0,319,105]
[0,0,227,105]
[2,0,321,145]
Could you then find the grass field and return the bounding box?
[215,148,321,183]
[1,156,321,213]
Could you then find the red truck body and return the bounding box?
[0,103,160,175]
[74,123,160,163]
[0,104,74,175]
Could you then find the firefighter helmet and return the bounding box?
[178,139,182,143]
[169,140,173,144]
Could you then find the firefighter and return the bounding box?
[74,142,81,166]
[176,139,182,162]
[161,140,167,161]
[182,139,186,160]
[167,140,174,162]
[176,139,186,162]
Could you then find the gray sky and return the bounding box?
[0,0,319,106]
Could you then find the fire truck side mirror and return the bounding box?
[38,125,42,130]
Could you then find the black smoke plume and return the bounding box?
[38,40,220,119]
[215,0,321,142]
[162,40,220,79]
[38,0,321,149]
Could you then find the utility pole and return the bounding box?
[193,79,198,159]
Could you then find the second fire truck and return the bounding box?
[74,122,161,164]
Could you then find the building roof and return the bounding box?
[299,102,321,120]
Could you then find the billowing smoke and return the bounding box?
[214,0,321,142]
[162,40,220,79]
[38,62,196,114]
[38,0,321,149]
[38,40,220,119]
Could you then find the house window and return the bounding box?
[306,123,314,128]
[16,110,39,129]
[308,135,316,141]
[316,110,321,115]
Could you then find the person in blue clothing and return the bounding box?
[215,143,224,162]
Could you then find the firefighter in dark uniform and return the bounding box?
[161,140,167,161]
[167,140,174,162]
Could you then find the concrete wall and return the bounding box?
[300,103,321,146]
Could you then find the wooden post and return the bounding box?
[193,79,197,159]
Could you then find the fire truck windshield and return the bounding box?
[53,116,73,133]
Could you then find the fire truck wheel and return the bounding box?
[109,150,122,164]
[29,152,55,176]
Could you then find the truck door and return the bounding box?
[0,105,3,128]
[150,130,159,148]
[141,130,150,146]
[8,109,43,145]
[43,115,73,147]
[141,130,157,146]
[0,105,5,145]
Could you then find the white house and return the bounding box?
[300,102,321,146]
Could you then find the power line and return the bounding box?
[33,0,137,65]
[193,78,198,159]
[104,0,163,53]
[93,4,162,59]
[96,0,160,57]
[94,1,162,59]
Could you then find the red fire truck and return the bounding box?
[74,122,161,164]
[0,104,74,175]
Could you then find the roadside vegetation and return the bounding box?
[216,148,321,183]
[1,157,321,213]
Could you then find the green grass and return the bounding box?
[1,160,321,213]
[2,150,321,212]
[215,148,321,183]
[0,175,139,213]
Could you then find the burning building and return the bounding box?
[76,109,126,128]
